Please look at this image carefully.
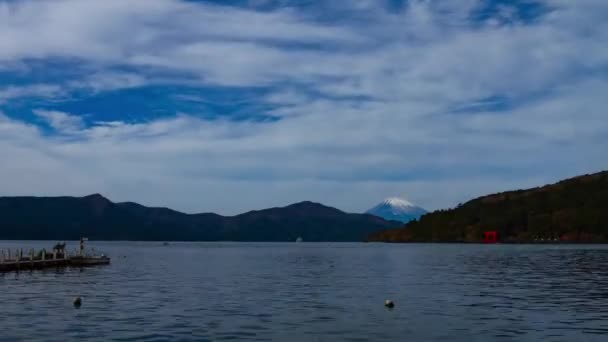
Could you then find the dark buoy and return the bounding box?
[73,296,82,308]
[384,300,395,309]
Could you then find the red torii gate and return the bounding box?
[484,231,498,243]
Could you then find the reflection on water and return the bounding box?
[1,242,608,341]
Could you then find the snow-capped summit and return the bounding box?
[381,197,416,208]
[365,197,428,223]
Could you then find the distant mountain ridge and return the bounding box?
[368,171,608,243]
[366,197,427,223]
[0,195,400,242]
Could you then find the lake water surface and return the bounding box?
[1,242,608,341]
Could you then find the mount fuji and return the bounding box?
[365,197,428,223]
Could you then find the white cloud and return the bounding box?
[33,109,85,133]
[0,0,361,61]
[69,72,149,93]
[0,84,65,104]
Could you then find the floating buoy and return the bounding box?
[73,296,82,308]
[384,300,394,308]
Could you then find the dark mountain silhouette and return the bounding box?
[0,195,400,241]
[368,171,608,243]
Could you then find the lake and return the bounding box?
[1,242,608,341]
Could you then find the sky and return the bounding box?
[0,0,607,215]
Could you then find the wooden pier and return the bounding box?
[0,238,110,273]
[0,256,110,272]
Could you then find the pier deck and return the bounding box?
[1,238,110,272]
[0,256,110,272]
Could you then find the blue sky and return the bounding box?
[0,0,607,214]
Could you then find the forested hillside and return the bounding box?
[368,171,608,243]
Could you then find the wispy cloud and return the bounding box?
[33,109,85,133]
[0,84,65,104]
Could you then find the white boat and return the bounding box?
[296,237,303,243]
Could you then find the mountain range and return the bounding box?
[368,171,608,243]
[365,197,427,223]
[0,194,400,242]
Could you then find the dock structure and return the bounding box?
[0,238,110,273]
